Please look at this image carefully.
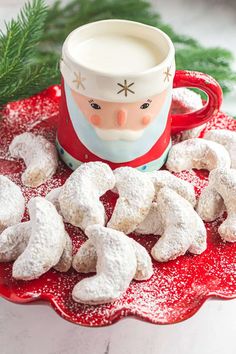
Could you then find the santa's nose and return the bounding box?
[117,110,127,127]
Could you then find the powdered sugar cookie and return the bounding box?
[59,162,115,230]
[72,239,97,274]
[151,170,196,206]
[172,88,205,140]
[166,138,231,172]
[130,238,154,280]
[9,132,58,187]
[135,201,163,235]
[72,225,153,304]
[196,186,225,222]
[13,197,66,280]
[107,167,155,234]
[208,168,236,242]
[204,129,236,168]
[136,171,196,235]
[0,222,30,262]
[45,187,62,214]
[0,175,25,232]
[149,187,207,262]
[73,234,153,281]
[0,220,72,272]
[54,232,73,272]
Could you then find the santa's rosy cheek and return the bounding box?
[90,115,101,126]
[141,115,151,126]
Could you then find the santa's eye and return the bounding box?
[140,102,150,109]
[90,103,101,110]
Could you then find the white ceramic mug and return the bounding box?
[57,20,222,171]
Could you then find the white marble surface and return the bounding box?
[0,1,236,353]
[0,297,236,354]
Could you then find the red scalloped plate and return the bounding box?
[0,86,235,327]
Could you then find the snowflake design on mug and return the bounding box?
[117,80,135,97]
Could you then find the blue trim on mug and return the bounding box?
[56,137,171,172]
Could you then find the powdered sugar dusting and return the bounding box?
[204,129,236,168]
[166,138,231,172]
[59,162,115,230]
[0,86,235,326]
[145,187,207,262]
[172,88,205,140]
[12,197,66,280]
[9,132,58,187]
[0,175,25,231]
[72,225,140,305]
[208,168,236,242]
[107,167,155,234]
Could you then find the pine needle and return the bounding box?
[0,0,58,107]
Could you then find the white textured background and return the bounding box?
[0,1,236,354]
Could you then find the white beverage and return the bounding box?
[71,34,164,73]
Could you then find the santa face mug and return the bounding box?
[57,19,222,171]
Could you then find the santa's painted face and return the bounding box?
[71,89,168,141]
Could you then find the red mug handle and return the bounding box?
[171,70,223,134]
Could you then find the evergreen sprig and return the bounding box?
[0,0,58,107]
[0,0,235,108]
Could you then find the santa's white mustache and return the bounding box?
[94,127,145,141]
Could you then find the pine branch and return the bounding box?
[0,0,46,84]
[0,0,58,107]
[175,47,236,93]
[0,63,59,102]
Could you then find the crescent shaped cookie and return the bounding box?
[72,238,97,274]
[208,168,236,242]
[0,221,72,272]
[150,170,196,206]
[72,225,153,304]
[12,197,66,280]
[166,138,231,172]
[53,232,73,272]
[59,162,115,230]
[204,129,236,168]
[0,222,30,262]
[73,236,153,281]
[0,175,25,232]
[107,167,155,234]
[149,187,207,262]
[136,171,196,235]
[9,132,58,188]
[45,187,62,214]
[196,186,225,222]
[135,200,163,236]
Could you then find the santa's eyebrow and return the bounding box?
[147,99,152,103]
[88,99,94,103]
